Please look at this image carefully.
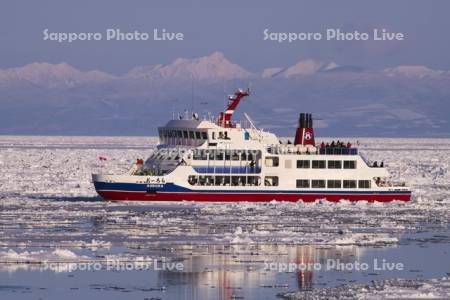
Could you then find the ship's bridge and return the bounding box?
[158,119,212,147]
[158,118,278,148]
[158,88,279,148]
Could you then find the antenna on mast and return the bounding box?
[191,75,195,112]
[223,81,227,108]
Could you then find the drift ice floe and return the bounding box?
[92,88,411,202]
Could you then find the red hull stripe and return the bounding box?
[96,190,411,202]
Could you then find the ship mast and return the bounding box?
[217,88,250,128]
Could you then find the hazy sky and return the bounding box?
[1,0,449,74]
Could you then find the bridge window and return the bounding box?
[183,131,188,138]
[264,176,279,186]
[327,180,341,188]
[177,130,182,138]
[189,131,195,139]
[358,180,371,189]
[312,160,326,169]
[296,179,310,188]
[211,132,216,140]
[343,161,356,169]
[201,132,208,140]
[343,180,357,188]
[297,160,310,168]
[195,132,201,139]
[328,160,342,169]
[312,180,326,188]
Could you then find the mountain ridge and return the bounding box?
[2,52,449,86]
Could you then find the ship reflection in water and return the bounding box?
[0,244,363,300]
[153,244,361,299]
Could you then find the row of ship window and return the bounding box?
[160,129,208,140]
[296,179,371,189]
[188,175,261,186]
[160,130,235,141]
[191,150,261,161]
[187,175,371,189]
[296,159,356,169]
[267,157,356,169]
[190,152,357,170]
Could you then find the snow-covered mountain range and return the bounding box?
[0,62,115,88]
[2,52,448,86]
[126,52,251,80]
[0,52,449,136]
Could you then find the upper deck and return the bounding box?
[158,118,279,148]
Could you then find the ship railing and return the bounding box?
[267,145,358,155]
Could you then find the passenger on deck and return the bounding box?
[347,142,352,148]
[376,177,381,185]
[380,161,384,167]
[373,161,378,167]
[326,142,330,148]
[320,142,325,148]
[331,141,335,147]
